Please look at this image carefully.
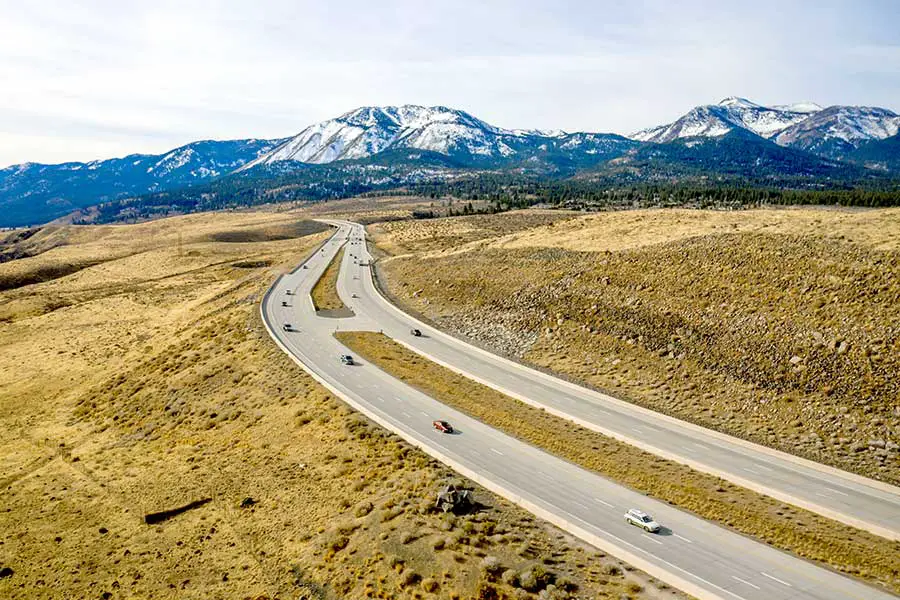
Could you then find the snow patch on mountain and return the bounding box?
[149,147,195,175]
[771,102,823,114]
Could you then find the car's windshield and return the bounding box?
[641,515,653,523]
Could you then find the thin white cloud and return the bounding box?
[1,0,897,166]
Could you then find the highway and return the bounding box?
[261,220,898,600]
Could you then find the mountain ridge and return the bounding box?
[1,99,898,227]
[629,98,900,160]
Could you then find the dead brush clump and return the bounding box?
[337,330,900,594]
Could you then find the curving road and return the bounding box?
[261,221,898,600]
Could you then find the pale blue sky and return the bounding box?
[2,0,898,166]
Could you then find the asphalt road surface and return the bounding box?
[260,221,898,600]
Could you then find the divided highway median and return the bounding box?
[311,245,347,312]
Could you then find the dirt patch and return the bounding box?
[338,330,900,594]
[0,259,106,291]
[207,219,330,243]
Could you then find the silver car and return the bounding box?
[625,508,661,533]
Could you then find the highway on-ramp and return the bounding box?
[261,221,897,600]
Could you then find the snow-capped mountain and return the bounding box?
[242,106,507,168]
[630,97,820,143]
[774,106,900,159]
[630,97,900,160]
[0,138,282,227]
[241,105,633,169]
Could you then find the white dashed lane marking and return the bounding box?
[760,572,792,587]
[731,575,760,590]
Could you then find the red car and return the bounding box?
[432,420,453,433]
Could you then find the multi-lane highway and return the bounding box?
[260,220,898,600]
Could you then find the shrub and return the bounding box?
[517,565,554,592]
[400,570,421,587]
[501,569,518,587]
[481,556,504,581]
[354,501,374,517]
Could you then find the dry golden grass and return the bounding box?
[302,194,445,225]
[369,209,580,257]
[337,331,900,594]
[374,208,900,485]
[0,209,676,600]
[490,207,900,253]
[311,246,347,312]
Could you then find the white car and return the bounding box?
[624,509,660,533]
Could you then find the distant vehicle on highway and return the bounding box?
[432,420,453,433]
[285,290,293,295]
[340,354,354,365]
[281,301,289,307]
[351,293,358,298]
[282,323,293,332]
[302,265,308,269]
[410,328,422,337]
[625,509,660,533]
